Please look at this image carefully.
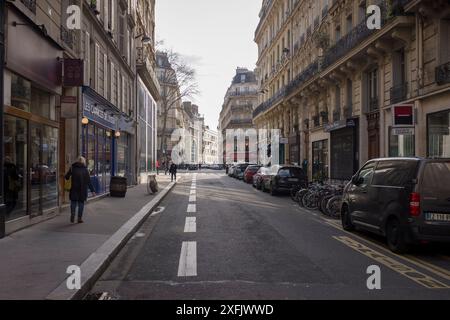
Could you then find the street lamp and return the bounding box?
[81,117,89,125]
[135,33,152,45]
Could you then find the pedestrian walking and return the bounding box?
[156,160,160,175]
[3,156,21,215]
[65,156,96,223]
[169,162,178,182]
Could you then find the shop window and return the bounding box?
[389,127,415,157]
[31,87,56,120]
[312,139,329,181]
[4,115,27,221]
[11,73,31,111]
[428,110,450,158]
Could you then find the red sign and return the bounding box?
[64,59,84,87]
[393,104,414,127]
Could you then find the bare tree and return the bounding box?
[156,49,199,163]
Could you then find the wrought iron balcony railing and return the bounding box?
[390,82,408,104]
[436,61,450,85]
[369,97,379,113]
[228,90,258,97]
[230,119,253,126]
[20,0,36,14]
[253,60,319,119]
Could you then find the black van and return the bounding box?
[341,157,450,253]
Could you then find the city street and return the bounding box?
[90,170,450,300]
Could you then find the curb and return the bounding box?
[46,179,179,300]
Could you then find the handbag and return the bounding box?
[64,168,72,192]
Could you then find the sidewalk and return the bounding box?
[0,174,179,300]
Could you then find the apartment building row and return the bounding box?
[218,67,259,164]
[1,0,160,236]
[253,0,450,181]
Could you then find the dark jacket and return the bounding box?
[169,163,177,174]
[65,162,95,202]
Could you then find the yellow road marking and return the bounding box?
[334,236,449,289]
[324,219,450,283]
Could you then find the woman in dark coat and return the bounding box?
[65,156,96,223]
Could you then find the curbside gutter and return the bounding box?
[46,179,179,300]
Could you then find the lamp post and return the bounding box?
[0,0,5,238]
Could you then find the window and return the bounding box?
[367,68,379,111]
[278,169,290,177]
[428,110,450,157]
[11,73,31,111]
[359,1,367,24]
[335,25,341,42]
[389,127,415,157]
[422,162,450,196]
[439,19,450,64]
[356,162,376,187]
[372,161,417,187]
[346,15,353,34]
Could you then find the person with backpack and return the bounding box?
[65,156,96,223]
[169,162,178,182]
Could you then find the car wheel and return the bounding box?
[341,205,355,231]
[386,217,409,254]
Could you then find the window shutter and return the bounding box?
[104,0,109,31]
[110,61,115,105]
[95,43,100,90]
[84,31,90,86]
[104,53,108,99]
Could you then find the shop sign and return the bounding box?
[83,96,117,130]
[392,127,414,136]
[61,96,77,119]
[325,119,356,132]
[393,104,414,127]
[63,59,84,87]
[279,137,289,144]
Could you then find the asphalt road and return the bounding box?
[90,170,450,300]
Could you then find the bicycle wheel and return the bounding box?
[326,196,342,219]
[320,195,333,214]
[291,186,300,202]
[296,189,308,206]
[303,193,318,209]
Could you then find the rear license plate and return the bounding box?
[288,178,298,182]
[425,213,450,222]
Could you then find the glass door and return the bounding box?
[29,123,43,217]
[29,123,59,217]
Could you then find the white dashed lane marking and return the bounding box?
[187,203,196,213]
[184,217,197,233]
[177,241,197,277]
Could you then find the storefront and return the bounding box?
[3,5,63,231]
[137,77,158,182]
[428,109,450,157]
[117,116,136,185]
[312,139,329,182]
[289,133,300,165]
[326,119,359,181]
[81,87,118,195]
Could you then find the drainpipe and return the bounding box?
[0,0,5,238]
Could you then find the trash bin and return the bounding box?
[110,176,127,197]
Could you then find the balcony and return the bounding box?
[369,97,379,113]
[20,0,36,14]
[228,90,258,97]
[231,104,253,112]
[253,60,319,119]
[60,26,75,50]
[230,119,253,126]
[436,61,450,85]
[390,82,408,104]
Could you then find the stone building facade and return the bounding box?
[218,68,259,164]
[254,0,450,181]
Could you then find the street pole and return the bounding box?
[0,0,5,238]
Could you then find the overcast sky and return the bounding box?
[155,0,260,131]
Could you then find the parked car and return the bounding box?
[234,163,250,180]
[253,167,270,189]
[341,157,450,253]
[262,165,308,195]
[243,165,262,184]
[228,165,236,177]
